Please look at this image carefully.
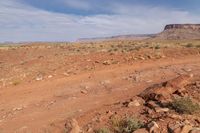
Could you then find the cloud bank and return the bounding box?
[0,0,200,42]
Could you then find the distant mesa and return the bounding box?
[155,24,200,40]
[77,24,200,42]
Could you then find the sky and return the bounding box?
[0,0,200,42]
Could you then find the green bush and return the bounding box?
[96,127,110,133]
[172,97,200,114]
[112,117,143,133]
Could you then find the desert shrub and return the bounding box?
[172,97,200,114]
[185,43,193,48]
[155,45,160,49]
[96,127,110,133]
[111,117,143,133]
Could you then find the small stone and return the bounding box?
[80,89,88,94]
[13,107,23,111]
[128,100,140,107]
[155,107,169,113]
[63,72,70,76]
[48,75,53,78]
[103,60,111,65]
[36,76,43,81]
[161,55,166,58]
[139,57,145,60]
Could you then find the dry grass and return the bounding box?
[172,97,200,114]
[111,116,143,133]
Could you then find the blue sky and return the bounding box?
[0,0,200,42]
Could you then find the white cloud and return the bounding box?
[0,0,200,42]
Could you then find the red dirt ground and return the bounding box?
[0,44,200,132]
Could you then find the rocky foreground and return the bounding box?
[66,74,200,133]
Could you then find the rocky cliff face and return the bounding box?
[164,24,200,31]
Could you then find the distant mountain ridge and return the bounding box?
[77,24,200,41]
[77,34,156,42]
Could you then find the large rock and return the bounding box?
[139,75,192,102]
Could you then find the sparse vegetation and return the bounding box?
[111,117,143,133]
[172,97,200,114]
[96,127,110,133]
